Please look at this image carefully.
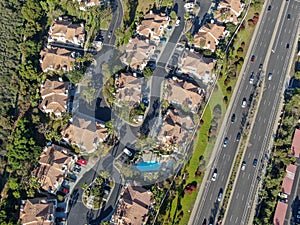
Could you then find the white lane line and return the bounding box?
[258,135,261,141]
[268,101,271,106]
[253,134,257,139]
[235,217,238,224]
[222,175,225,182]
[263,99,266,105]
[230,215,233,222]
[280,41,283,46]
[276,55,279,60]
[242,194,245,201]
[273,85,276,90]
[236,193,240,199]
[248,173,251,180]
[263,118,267,124]
[209,193,212,201]
[223,154,226,160]
[258,116,261,122]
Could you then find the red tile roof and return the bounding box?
[273,201,288,225]
[291,128,300,158]
[281,164,297,195]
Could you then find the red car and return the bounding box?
[62,188,69,194]
[250,55,255,62]
[77,159,87,166]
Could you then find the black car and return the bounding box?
[267,5,271,10]
[236,132,241,141]
[223,137,229,147]
[287,14,291,20]
[286,43,290,48]
[259,64,263,71]
[253,158,258,167]
[231,113,236,123]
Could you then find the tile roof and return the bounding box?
[114,72,143,107]
[273,201,288,225]
[214,0,243,24]
[194,23,226,52]
[40,46,75,72]
[112,183,154,225]
[33,144,74,193]
[136,12,168,41]
[39,79,69,116]
[158,109,194,147]
[19,198,55,225]
[121,37,156,70]
[178,51,215,84]
[62,117,108,153]
[165,77,204,112]
[48,18,85,47]
[281,164,297,195]
[291,128,300,158]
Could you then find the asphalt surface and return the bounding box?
[189,0,295,224]
[224,1,300,224]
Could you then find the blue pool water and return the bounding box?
[137,161,161,172]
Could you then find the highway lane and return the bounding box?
[224,0,300,224]
[190,0,285,224]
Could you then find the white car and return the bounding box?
[123,148,133,157]
[268,73,273,80]
[241,161,246,171]
[217,192,223,202]
[212,170,217,181]
[242,98,247,108]
[249,72,254,84]
[176,19,180,26]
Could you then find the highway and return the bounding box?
[189,0,293,224]
[224,0,300,224]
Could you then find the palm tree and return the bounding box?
[99,171,110,180]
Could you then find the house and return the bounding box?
[19,198,57,225]
[136,11,169,42]
[40,46,76,72]
[32,144,76,193]
[111,183,154,225]
[274,164,297,225]
[62,117,108,153]
[194,22,227,52]
[178,51,215,84]
[39,79,69,117]
[214,0,244,25]
[281,164,297,195]
[165,76,204,113]
[48,17,85,47]
[120,37,156,71]
[157,109,194,148]
[273,201,288,225]
[291,128,300,158]
[114,72,143,107]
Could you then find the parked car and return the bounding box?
[123,148,133,157]
[62,187,69,194]
[66,173,77,182]
[108,30,112,38]
[56,207,65,212]
[77,159,87,166]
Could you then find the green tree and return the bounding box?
[143,66,153,78]
[170,11,177,20]
[82,88,96,105]
[81,182,89,191]
[67,69,84,84]
[99,171,110,179]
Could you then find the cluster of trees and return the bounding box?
[254,89,300,225]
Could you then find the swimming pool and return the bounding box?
[136,161,161,172]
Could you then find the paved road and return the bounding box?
[191,0,212,34]
[189,0,289,224]
[224,1,300,224]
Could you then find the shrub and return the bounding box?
[226,86,232,94]
[223,96,228,104]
